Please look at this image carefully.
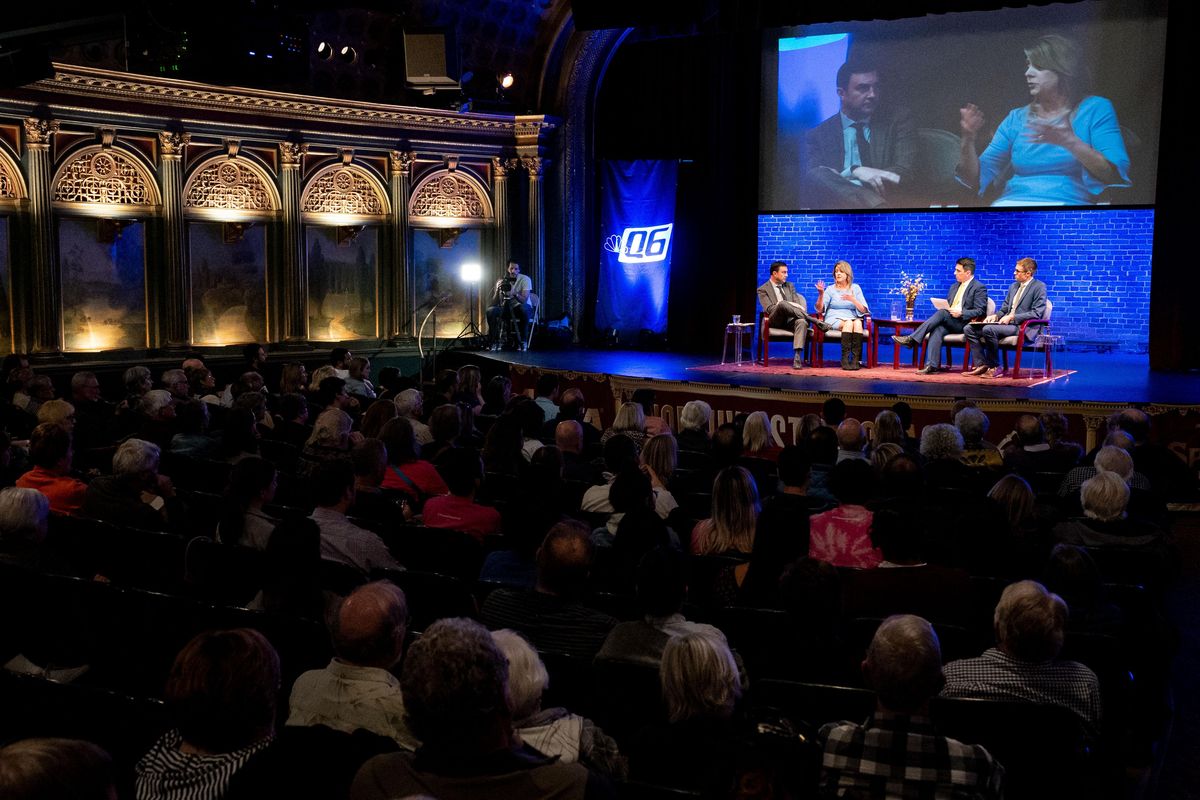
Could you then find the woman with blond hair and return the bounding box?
[814,260,869,370]
[691,466,759,557]
[742,411,782,461]
[601,401,648,451]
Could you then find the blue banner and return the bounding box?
[597,160,677,340]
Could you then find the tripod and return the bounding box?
[450,279,486,349]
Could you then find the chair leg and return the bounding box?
[1012,344,1023,379]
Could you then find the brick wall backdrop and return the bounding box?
[757,208,1154,353]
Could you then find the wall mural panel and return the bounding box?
[306,226,378,340]
[412,228,483,339]
[59,217,146,350]
[189,222,268,345]
[0,218,12,353]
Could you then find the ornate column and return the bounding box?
[388,150,415,339]
[523,156,547,311]
[491,156,511,279]
[21,117,61,355]
[279,142,308,343]
[158,130,191,349]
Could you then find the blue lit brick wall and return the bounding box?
[757,208,1154,353]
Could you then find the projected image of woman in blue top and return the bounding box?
[957,35,1130,206]
[815,260,869,370]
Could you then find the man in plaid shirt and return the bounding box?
[942,580,1101,737]
[820,615,1004,799]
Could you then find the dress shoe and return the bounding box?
[892,334,916,348]
[985,367,1006,378]
[916,365,938,375]
[816,319,835,333]
[967,365,990,377]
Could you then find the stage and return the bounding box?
[438,344,1200,457]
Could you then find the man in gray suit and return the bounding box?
[758,260,831,370]
[964,257,1048,378]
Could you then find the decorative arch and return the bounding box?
[183,155,280,220]
[51,145,161,215]
[300,162,389,223]
[0,147,28,207]
[408,168,494,228]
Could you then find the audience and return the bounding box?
[421,447,501,540]
[820,615,1004,799]
[0,738,116,800]
[16,423,88,515]
[492,628,627,779]
[942,579,1102,736]
[481,520,618,659]
[309,459,401,575]
[288,581,418,749]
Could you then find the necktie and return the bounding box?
[852,122,871,167]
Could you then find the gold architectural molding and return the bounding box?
[519,156,547,176]
[389,150,415,177]
[407,168,493,228]
[0,149,27,200]
[35,65,557,136]
[51,144,161,211]
[491,156,509,178]
[23,117,59,147]
[183,155,280,218]
[279,142,307,167]
[300,162,389,220]
[158,130,191,158]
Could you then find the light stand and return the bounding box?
[450,261,486,348]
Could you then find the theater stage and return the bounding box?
[437,344,1200,457]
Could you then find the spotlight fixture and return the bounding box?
[460,262,482,283]
[316,41,332,60]
[338,45,357,64]
[498,72,514,90]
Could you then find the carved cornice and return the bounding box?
[279,142,307,167]
[23,117,59,147]
[158,130,191,159]
[389,150,416,178]
[35,64,558,137]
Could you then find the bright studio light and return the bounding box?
[499,72,514,90]
[460,262,482,283]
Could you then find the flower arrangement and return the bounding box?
[891,272,927,304]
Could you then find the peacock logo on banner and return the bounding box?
[603,223,674,264]
[597,160,678,340]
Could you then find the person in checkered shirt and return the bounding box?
[941,580,1102,736]
[820,615,1004,799]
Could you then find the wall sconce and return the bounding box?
[223,221,254,243]
[337,225,365,247]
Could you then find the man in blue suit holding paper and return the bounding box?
[893,258,988,375]
[964,257,1048,378]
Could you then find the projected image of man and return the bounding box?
[803,60,917,209]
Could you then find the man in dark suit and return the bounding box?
[893,258,988,375]
[803,61,917,209]
[964,257,1048,378]
[757,260,831,370]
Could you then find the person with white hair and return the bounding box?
[491,629,626,780]
[821,615,1003,798]
[1053,470,1166,550]
[392,388,432,445]
[0,487,51,569]
[677,400,713,453]
[81,439,178,531]
[601,401,648,452]
[626,630,744,791]
[942,580,1101,735]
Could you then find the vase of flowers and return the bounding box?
[891,273,927,321]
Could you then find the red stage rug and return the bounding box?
[687,362,1076,387]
